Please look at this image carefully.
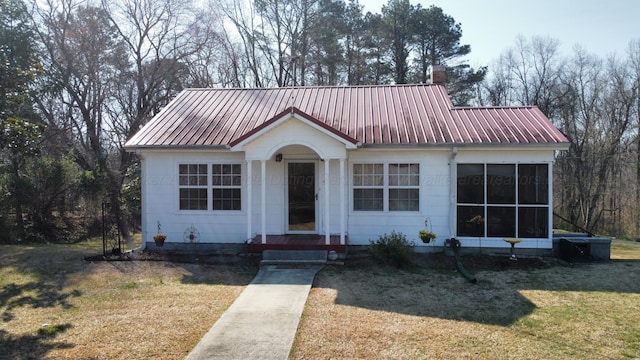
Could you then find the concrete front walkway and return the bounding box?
[185,265,323,360]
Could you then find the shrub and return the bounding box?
[369,231,415,268]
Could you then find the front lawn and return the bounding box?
[293,240,640,359]
[1,239,639,359]
[0,239,257,359]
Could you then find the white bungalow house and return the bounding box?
[124,71,569,256]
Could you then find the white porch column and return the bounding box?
[246,160,253,240]
[340,158,346,245]
[324,158,330,245]
[261,159,267,244]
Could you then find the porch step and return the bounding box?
[260,250,328,265]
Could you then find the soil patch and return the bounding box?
[84,249,262,267]
[86,249,553,273]
[346,251,554,271]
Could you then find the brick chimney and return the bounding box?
[430,65,446,85]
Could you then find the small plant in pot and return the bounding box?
[153,233,166,246]
[419,229,436,243]
[153,221,166,246]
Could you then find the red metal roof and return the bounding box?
[124,84,568,148]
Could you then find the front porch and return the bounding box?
[246,234,348,254]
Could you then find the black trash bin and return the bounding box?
[559,238,590,262]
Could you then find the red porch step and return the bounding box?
[246,234,347,254]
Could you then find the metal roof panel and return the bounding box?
[124,85,569,149]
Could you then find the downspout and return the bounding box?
[134,149,146,252]
[449,146,458,238]
[447,146,477,283]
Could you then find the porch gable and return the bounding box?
[229,107,359,160]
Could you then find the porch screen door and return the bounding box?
[287,162,316,232]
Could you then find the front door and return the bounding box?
[287,162,317,233]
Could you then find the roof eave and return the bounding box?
[124,144,230,152]
[360,142,570,150]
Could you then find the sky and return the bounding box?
[360,0,640,68]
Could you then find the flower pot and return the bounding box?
[419,230,436,244]
[420,237,433,244]
[153,236,166,247]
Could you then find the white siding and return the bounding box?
[139,146,557,250]
[141,150,248,245]
[347,149,452,246]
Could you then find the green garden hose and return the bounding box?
[448,238,477,284]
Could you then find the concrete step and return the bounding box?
[261,250,328,265]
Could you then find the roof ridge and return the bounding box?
[453,105,537,110]
[183,84,443,91]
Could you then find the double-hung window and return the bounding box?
[353,163,420,212]
[456,163,549,238]
[353,163,384,211]
[388,163,420,211]
[212,164,242,210]
[178,163,242,211]
[179,164,208,210]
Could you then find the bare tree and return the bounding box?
[555,49,634,234]
[220,0,269,87]
[494,36,564,117]
[32,0,132,239]
[629,40,640,234]
[484,36,638,235]
[32,0,221,244]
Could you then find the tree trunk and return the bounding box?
[106,167,133,249]
[10,161,26,241]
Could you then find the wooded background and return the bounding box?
[1,0,639,243]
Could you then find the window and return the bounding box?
[518,164,549,237]
[353,163,383,211]
[178,163,242,211]
[179,164,208,210]
[353,163,420,212]
[456,163,549,238]
[212,164,242,210]
[389,163,420,211]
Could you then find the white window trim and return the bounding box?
[176,162,245,213]
[178,163,209,211]
[388,162,420,212]
[351,162,421,213]
[212,163,243,211]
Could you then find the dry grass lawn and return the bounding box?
[1,239,639,359]
[0,239,257,359]
[292,240,640,359]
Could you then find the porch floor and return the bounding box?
[246,234,347,253]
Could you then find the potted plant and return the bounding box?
[153,233,166,247]
[419,229,437,243]
[153,221,166,247]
